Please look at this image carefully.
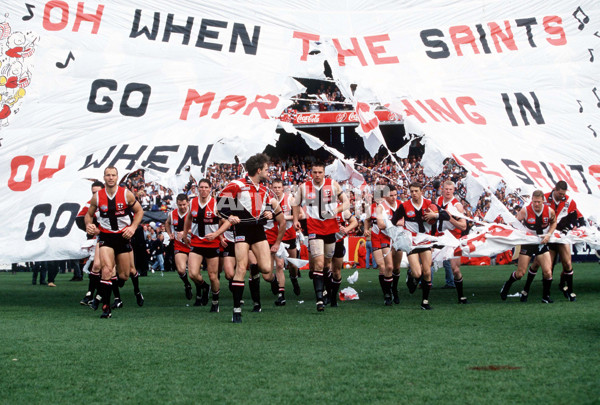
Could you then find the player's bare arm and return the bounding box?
[84,193,99,236]
[205,218,232,241]
[292,184,304,231]
[542,208,557,244]
[123,191,143,240]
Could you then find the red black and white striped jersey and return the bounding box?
[436,196,462,238]
[170,208,190,252]
[265,193,296,243]
[96,186,132,234]
[392,198,435,236]
[189,196,220,248]
[217,176,273,226]
[302,178,339,236]
[522,203,551,235]
[379,199,397,238]
[544,192,582,231]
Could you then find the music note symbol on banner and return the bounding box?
[22,3,35,21]
[577,100,584,113]
[56,51,75,69]
[593,87,600,108]
[573,6,590,30]
[589,125,597,138]
[590,49,595,62]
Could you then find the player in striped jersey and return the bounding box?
[525,181,584,301]
[500,190,557,303]
[217,153,286,323]
[434,180,468,304]
[165,193,194,301]
[84,166,144,318]
[183,179,230,312]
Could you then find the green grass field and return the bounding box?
[2,263,600,404]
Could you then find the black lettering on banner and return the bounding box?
[130,9,160,40]
[229,23,260,55]
[420,29,450,59]
[515,92,544,125]
[196,19,227,51]
[475,24,491,54]
[87,79,117,113]
[501,92,545,126]
[568,164,592,194]
[501,159,534,185]
[109,144,149,170]
[162,13,194,45]
[26,204,52,241]
[49,203,79,238]
[119,83,151,117]
[79,146,117,170]
[501,93,518,126]
[142,145,180,172]
[176,144,213,174]
[538,162,557,185]
[515,18,538,48]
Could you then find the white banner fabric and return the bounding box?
[0,0,599,261]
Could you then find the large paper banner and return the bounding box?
[0,0,598,262]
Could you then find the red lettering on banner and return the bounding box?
[488,21,518,53]
[425,99,464,124]
[243,95,278,119]
[212,95,246,119]
[549,163,578,192]
[588,165,600,191]
[401,97,486,125]
[364,34,399,65]
[9,155,35,192]
[332,38,367,66]
[543,16,567,46]
[466,233,486,253]
[43,1,104,34]
[43,1,69,31]
[488,225,513,237]
[72,2,104,34]
[456,97,487,124]
[451,154,464,166]
[521,160,553,188]
[8,155,67,191]
[180,91,278,120]
[422,16,567,60]
[293,31,320,61]
[449,26,479,56]
[356,102,379,133]
[39,155,66,181]
[460,153,502,177]
[180,91,215,120]
[415,101,439,122]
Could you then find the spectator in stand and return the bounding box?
[150,233,166,274]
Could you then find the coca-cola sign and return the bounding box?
[295,113,321,124]
[281,110,403,126]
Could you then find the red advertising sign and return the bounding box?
[279,110,403,127]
